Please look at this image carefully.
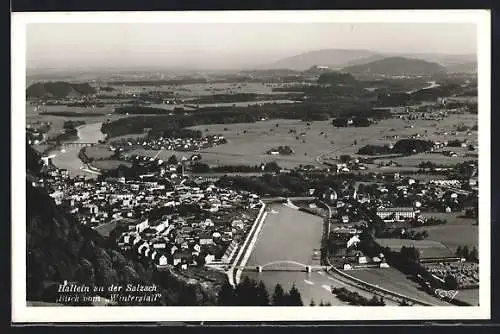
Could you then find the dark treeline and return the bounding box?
[102,111,258,138]
[217,278,303,306]
[105,76,311,86]
[375,84,466,106]
[357,144,392,156]
[455,245,479,263]
[188,93,296,104]
[317,71,358,85]
[66,102,105,108]
[215,168,358,197]
[63,120,86,130]
[359,224,442,293]
[358,139,434,156]
[392,139,434,154]
[115,106,173,115]
[105,102,392,138]
[212,164,262,173]
[359,77,430,92]
[192,162,281,174]
[40,111,106,117]
[106,78,209,86]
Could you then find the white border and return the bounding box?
[12,10,491,323]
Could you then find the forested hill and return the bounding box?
[26,146,220,306]
[264,49,380,70]
[26,81,96,98]
[341,57,447,76]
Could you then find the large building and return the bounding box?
[376,207,416,222]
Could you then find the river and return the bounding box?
[242,204,353,306]
[49,122,106,178]
[406,81,441,94]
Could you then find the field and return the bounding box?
[324,112,478,167]
[26,103,123,137]
[91,159,132,170]
[454,288,479,306]
[345,267,452,306]
[106,82,301,97]
[414,213,478,251]
[122,110,477,170]
[374,238,453,258]
[84,145,115,160]
[133,119,341,169]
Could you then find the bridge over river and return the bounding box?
[59,142,96,148]
[237,260,330,273]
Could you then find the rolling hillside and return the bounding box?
[341,57,448,76]
[26,81,96,98]
[445,61,477,73]
[264,49,381,71]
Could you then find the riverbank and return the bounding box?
[226,201,267,286]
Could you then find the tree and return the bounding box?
[234,277,258,305]
[191,162,210,173]
[340,155,351,163]
[462,245,470,260]
[456,246,463,257]
[444,274,459,290]
[309,299,316,306]
[217,280,235,306]
[167,155,178,165]
[468,246,478,262]
[272,283,286,306]
[319,300,325,306]
[256,281,270,306]
[287,284,303,306]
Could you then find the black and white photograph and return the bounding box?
[11,10,491,322]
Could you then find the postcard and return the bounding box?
[11,9,491,323]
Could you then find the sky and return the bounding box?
[26,22,477,70]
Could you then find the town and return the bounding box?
[24,23,481,308]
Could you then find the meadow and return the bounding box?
[374,238,453,258]
[345,267,452,306]
[106,82,301,98]
[122,108,477,171]
[90,159,132,171]
[414,212,478,252]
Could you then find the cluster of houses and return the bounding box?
[36,165,264,270]
[26,121,52,145]
[116,211,249,269]
[113,134,227,152]
[317,174,476,226]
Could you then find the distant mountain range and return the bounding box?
[263,49,477,74]
[340,57,448,76]
[445,61,478,73]
[264,49,381,71]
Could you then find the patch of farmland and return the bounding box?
[374,238,453,258]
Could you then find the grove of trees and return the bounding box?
[217,278,303,306]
